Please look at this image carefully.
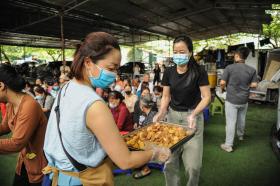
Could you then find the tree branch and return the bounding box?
[56,53,62,61]
[1,49,11,63]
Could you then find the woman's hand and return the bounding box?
[187,114,197,129]
[145,143,171,164]
[153,111,166,122]
[153,86,170,122]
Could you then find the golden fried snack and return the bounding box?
[146,126,153,132]
[125,123,192,150]
[139,131,147,140]
[173,136,180,144]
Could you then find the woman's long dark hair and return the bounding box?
[173,35,201,77]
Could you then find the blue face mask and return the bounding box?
[173,54,190,66]
[35,95,44,100]
[52,86,59,91]
[89,65,116,89]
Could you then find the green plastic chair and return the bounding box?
[210,97,224,116]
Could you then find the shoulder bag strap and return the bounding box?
[54,83,87,171]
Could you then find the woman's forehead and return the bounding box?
[173,41,188,51]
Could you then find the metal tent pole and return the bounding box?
[168,37,171,58]
[60,12,66,73]
[12,0,91,31]
[257,28,261,76]
[0,45,2,63]
[132,32,136,62]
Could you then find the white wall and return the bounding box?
[245,51,258,71]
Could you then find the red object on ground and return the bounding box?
[0,103,6,119]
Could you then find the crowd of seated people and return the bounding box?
[99,74,163,134]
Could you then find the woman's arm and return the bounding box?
[0,102,39,154]
[86,101,153,170]
[188,85,211,128]
[192,85,211,116]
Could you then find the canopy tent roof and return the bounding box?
[0,0,277,48]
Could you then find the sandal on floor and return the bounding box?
[132,169,151,179]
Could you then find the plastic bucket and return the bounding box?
[208,73,217,88]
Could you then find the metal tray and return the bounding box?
[124,122,196,153]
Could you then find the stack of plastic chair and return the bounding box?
[210,97,224,116]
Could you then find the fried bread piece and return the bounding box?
[125,123,192,149]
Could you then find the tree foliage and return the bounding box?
[263,4,280,48]
[127,47,143,61]
[0,46,74,63]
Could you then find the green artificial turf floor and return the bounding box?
[1,103,279,186]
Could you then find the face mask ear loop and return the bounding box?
[89,65,101,80]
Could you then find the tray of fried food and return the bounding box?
[124,122,195,152]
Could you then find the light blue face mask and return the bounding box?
[89,65,116,89]
[35,95,44,100]
[173,54,190,66]
[52,86,59,91]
